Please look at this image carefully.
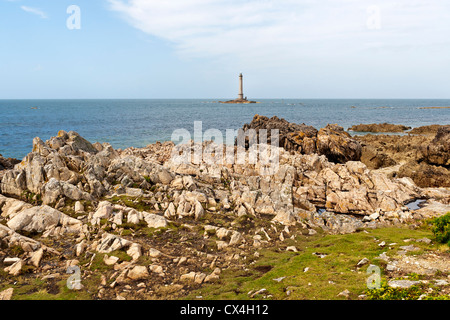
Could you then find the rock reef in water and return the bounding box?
[348,123,411,133]
[219,98,258,104]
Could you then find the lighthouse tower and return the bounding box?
[238,73,244,100]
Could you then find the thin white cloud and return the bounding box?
[108,0,450,67]
[21,5,48,19]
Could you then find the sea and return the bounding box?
[0,99,449,160]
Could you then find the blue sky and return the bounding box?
[1,0,450,99]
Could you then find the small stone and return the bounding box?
[312,252,327,258]
[180,272,197,282]
[416,238,432,244]
[195,273,207,284]
[435,279,449,286]
[273,277,286,283]
[337,289,350,298]
[149,264,163,274]
[0,288,14,300]
[286,246,298,252]
[126,243,142,261]
[3,257,21,266]
[74,201,84,213]
[378,252,390,262]
[4,259,24,276]
[399,245,419,252]
[30,248,44,268]
[149,248,162,258]
[357,258,370,267]
[103,255,120,266]
[127,266,149,280]
[388,280,420,288]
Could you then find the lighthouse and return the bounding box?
[238,73,244,100]
[219,73,257,104]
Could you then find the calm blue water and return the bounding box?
[0,99,449,159]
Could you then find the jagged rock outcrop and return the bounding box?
[0,127,448,300]
[419,125,450,167]
[239,115,362,163]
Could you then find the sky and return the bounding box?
[1,0,450,99]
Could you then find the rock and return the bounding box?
[127,266,149,280]
[29,248,44,267]
[412,201,450,219]
[0,288,14,300]
[435,279,449,286]
[316,124,362,163]
[164,202,177,219]
[388,280,420,289]
[149,264,164,274]
[272,210,297,226]
[93,201,113,221]
[103,255,120,266]
[143,212,168,229]
[193,200,204,220]
[273,277,286,283]
[126,243,142,261]
[409,125,443,135]
[398,161,450,188]
[286,246,298,252]
[205,268,221,283]
[420,125,450,167]
[357,258,370,267]
[355,129,449,188]
[416,238,432,244]
[127,209,142,225]
[337,289,351,298]
[180,271,197,282]
[125,187,144,197]
[97,233,132,253]
[229,231,244,246]
[3,257,21,266]
[349,123,411,133]
[149,248,162,258]
[4,259,24,276]
[75,240,87,257]
[0,155,20,171]
[195,273,207,284]
[7,205,82,234]
[158,168,174,185]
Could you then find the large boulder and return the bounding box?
[6,204,82,234]
[316,124,362,163]
[420,125,450,167]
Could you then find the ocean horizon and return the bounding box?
[1,98,449,160]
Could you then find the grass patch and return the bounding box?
[186,226,439,300]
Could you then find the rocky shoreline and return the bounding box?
[0,116,449,300]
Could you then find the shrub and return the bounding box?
[431,213,450,245]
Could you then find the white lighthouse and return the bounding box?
[238,73,244,100]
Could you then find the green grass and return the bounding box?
[186,226,442,300]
